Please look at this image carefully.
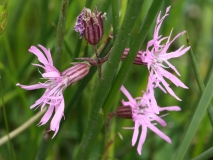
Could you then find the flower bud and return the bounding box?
[74,6,106,45]
[122,48,147,65]
[61,63,90,86]
[116,105,132,119]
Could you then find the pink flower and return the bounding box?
[16,45,90,137]
[120,85,180,155]
[141,6,190,100]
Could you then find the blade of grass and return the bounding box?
[174,68,213,160]
[192,147,213,160]
[186,33,213,127]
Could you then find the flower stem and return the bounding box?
[93,45,102,80]
[0,109,46,146]
[74,0,145,159]
[186,33,213,127]
[53,0,70,70]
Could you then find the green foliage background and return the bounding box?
[0,0,213,159]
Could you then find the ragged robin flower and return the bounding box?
[122,7,189,95]
[140,6,190,100]
[119,85,180,155]
[16,44,90,137]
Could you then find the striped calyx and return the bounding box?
[61,63,90,86]
[82,6,106,45]
[116,105,133,119]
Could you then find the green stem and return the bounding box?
[74,0,144,159]
[186,33,213,127]
[0,109,46,146]
[53,0,70,70]
[192,147,213,160]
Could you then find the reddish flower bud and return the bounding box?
[61,62,90,86]
[116,105,133,119]
[122,48,147,65]
[74,6,106,45]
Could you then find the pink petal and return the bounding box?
[159,75,182,101]
[31,63,45,70]
[160,68,188,89]
[16,83,46,90]
[45,84,62,98]
[52,122,60,138]
[137,125,147,155]
[149,114,167,127]
[38,44,53,65]
[42,71,60,78]
[162,31,186,53]
[50,99,65,133]
[122,100,135,109]
[121,86,137,106]
[166,6,171,13]
[38,105,54,126]
[28,46,49,65]
[146,120,171,143]
[132,122,139,146]
[30,90,50,109]
[163,60,181,76]
[161,46,190,60]
[159,106,181,112]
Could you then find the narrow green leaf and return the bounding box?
[0,2,7,35]
[186,34,213,127]
[192,147,213,160]
[174,71,213,160]
[111,0,119,41]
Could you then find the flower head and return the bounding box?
[74,5,106,45]
[141,6,190,100]
[120,85,180,155]
[16,45,90,137]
